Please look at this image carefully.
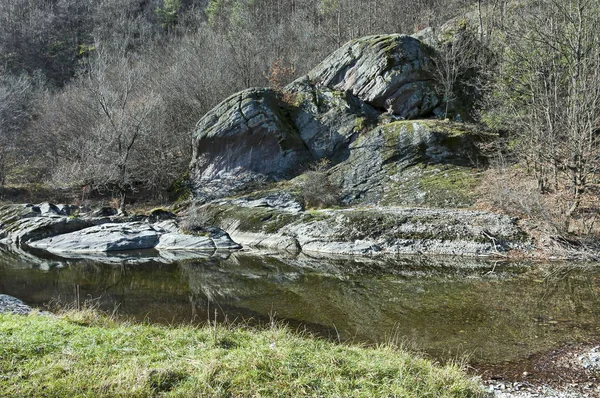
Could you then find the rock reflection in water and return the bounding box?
[1,246,600,364]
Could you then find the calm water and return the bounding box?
[1,245,600,365]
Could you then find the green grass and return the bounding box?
[0,311,485,397]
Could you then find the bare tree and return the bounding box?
[0,73,34,187]
[430,21,480,119]
[495,0,600,226]
[82,46,159,209]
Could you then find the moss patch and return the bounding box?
[382,163,482,208]
[205,204,301,234]
[419,165,481,206]
[379,120,490,139]
[167,172,192,202]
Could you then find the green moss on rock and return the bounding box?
[381,163,482,208]
[205,204,301,235]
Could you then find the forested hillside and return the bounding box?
[0,0,469,194]
[1,0,599,239]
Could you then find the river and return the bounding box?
[1,246,599,367]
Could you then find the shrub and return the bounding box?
[300,159,340,209]
[180,204,214,232]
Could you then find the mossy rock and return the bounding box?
[331,120,492,207]
[382,163,482,208]
[203,204,301,235]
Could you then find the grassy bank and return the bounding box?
[0,311,484,397]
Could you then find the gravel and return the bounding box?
[577,346,600,371]
[484,345,600,397]
[486,381,593,397]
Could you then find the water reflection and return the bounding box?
[1,246,599,364]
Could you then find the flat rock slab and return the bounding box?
[4,216,94,246]
[26,220,241,254]
[29,222,161,253]
[156,233,217,250]
[283,207,528,256]
[207,202,531,257]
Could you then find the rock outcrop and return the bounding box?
[190,88,313,202]
[328,120,492,206]
[0,204,241,257]
[185,30,537,258]
[201,200,530,256]
[306,34,439,118]
[285,78,379,161]
[190,34,441,201]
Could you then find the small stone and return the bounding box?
[0,294,32,315]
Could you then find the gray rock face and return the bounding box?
[307,34,439,118]
[0,208,94,246]
[56,204,79,216]
[155,233,215,250]
[28,221,241,254]
[38,202,62,216]
[285,78,379,160]
[280,207,526,256]
[230,191,304,214]
[190,88,311,202]
[155,223,241,251]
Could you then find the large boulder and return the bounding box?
[190,34,442,202]
[306,34,439,118]
[190,88,311,202]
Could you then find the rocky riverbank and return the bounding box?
[0,199,535,259]
[1,30,591,260]
[201,194,531,256]
[480,343,600,397]
[0,203,240,261]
